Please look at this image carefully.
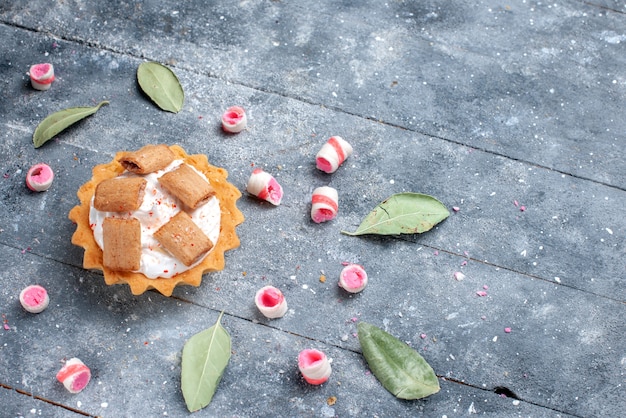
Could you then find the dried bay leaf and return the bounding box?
[32,101,109,148]
[358,322,440,400]
[181,311,231,412]
[137,61,184,113]
[342,192,449,236]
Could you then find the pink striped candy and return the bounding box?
[254,285,288,319]
[246,168,283,205]
[221,106,247,133]
[338,264,368,293]
[29,63,55,91]
[26,163,54,192]
[315,136,353,173]
[19,285,49,313]
[56,358,91,394]
[298,349,331,385]
[311,186,338,223]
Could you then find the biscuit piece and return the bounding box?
[102,217,142,271]
[158,164,215,209]
[154,211,213,266]
[119,144,176,174]
[94,177,147,212]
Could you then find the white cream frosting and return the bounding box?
[89,160,221,279]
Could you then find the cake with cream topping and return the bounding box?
[69,144,244,296]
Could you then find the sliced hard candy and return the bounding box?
[56,358,91,394]
[19,285,49,313]
[338,264,368,293]
[247,168,283,205]
[311,186,338,223]
[255,285,288,319]
[29,63,55,91]
[315,136,353,173]
[298,349,331,385]
[26,163,54,192]
[222,106,247,133]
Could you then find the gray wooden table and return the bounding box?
[1,1,624,417]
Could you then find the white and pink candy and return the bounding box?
[247,168,283,206]
[255,285,288,319]
[221,106,247,133]
[19,285,49,313]
[29,63,55,91]
[298,349,332,385]
[56,358,91,394]
[311,186,338,223]
[338,264,368,293]
[315,136,353,174]
[26,163,54,192]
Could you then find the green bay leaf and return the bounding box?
[358,322,440,400]
[181,311,231,412]
[342,192,449,236]
[137,61,184,113]
[32,101,109,148]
